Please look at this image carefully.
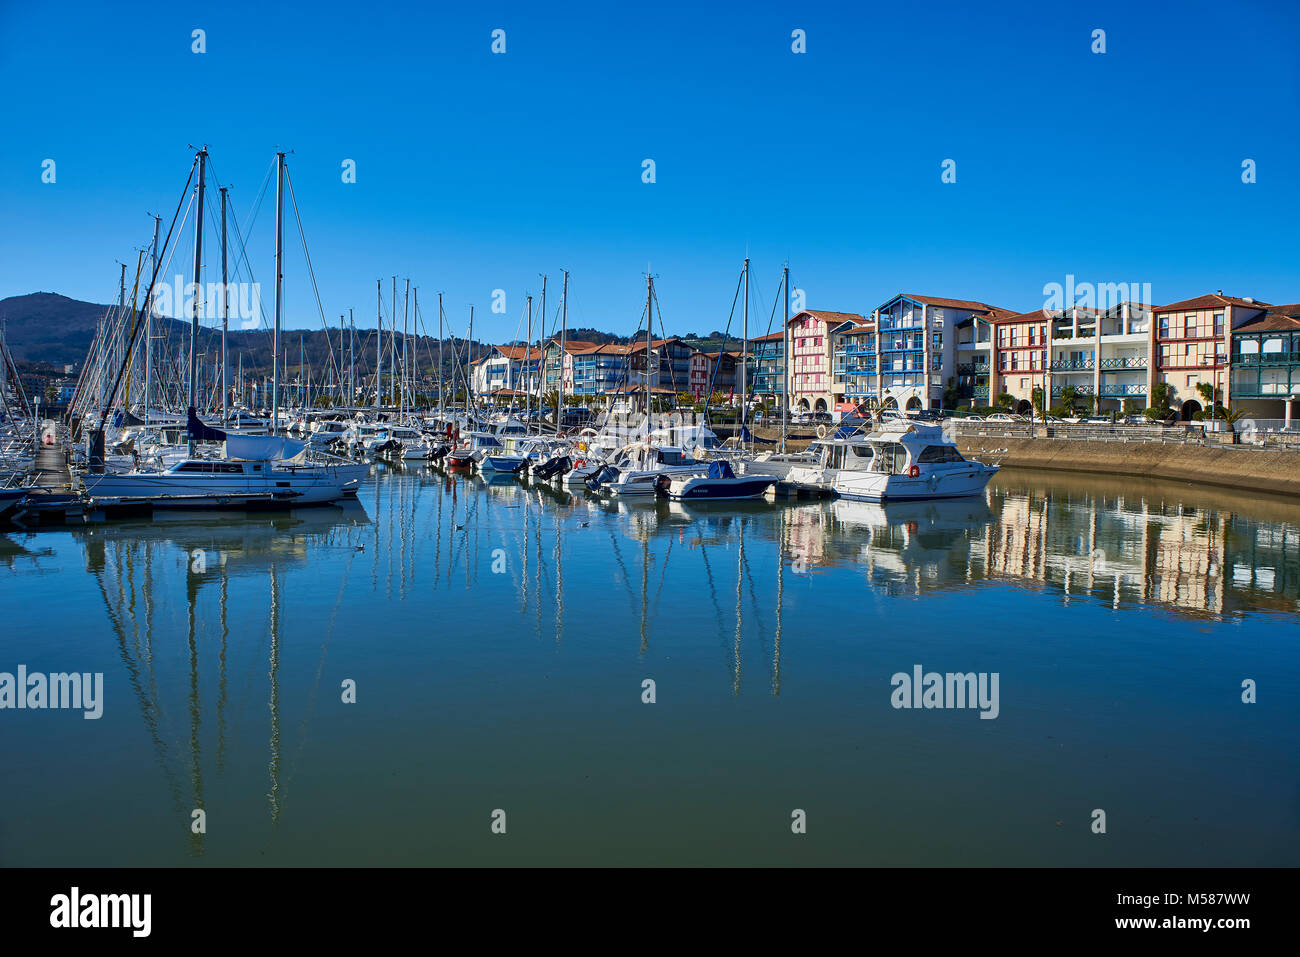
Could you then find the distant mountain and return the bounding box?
[0,293,115,366]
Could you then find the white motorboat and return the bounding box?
[831,421,998,502]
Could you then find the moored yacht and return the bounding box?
[831,421,999,502]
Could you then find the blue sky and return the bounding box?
[1,0,1297,344]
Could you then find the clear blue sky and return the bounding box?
[2,0,1297,345]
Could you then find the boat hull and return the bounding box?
[663,476,776,501]
[833,465,997,502]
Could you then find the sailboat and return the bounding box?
[81,149,368,509]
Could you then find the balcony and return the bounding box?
[1233,353,1300,366]
[972,386,989,400]
[1099,356,1147,370]
[1051,383,1095,397]
[1098,383,1147,397]
[1050,358,1094,372]
[956,362,990,376]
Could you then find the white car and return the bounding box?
[986,413,1017,422]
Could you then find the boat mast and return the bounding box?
[437,292,444,417]
[411,288,418,413]
[145,213,159,423]
[220,186,228,425]
[643,273,652,421]
[467,305,474,417]
[375,280,382,409]
[271,150,284,438]
[403,278,411,418]
[525,294,533,434]
[557,270,567,429]
[187,147,207,456]
[348,309,355,409]
[539,275,547,430]
[391,276,397,412]
[741,256,749,451]
[781,263,789,454]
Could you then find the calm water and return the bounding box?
[1,465,1297,866]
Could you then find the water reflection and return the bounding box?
[65,503,370,856]
[19,462,1299,863]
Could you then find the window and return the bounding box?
[1186,375,1195,387]
[933,332,942,348]
[1159,317,1169,338]
[917,445,964,463]
[1184,314,1196,337]
[1011,354,1019,370]
[932,355,942,370]
[1214,313,1224,336]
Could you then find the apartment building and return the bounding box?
[687,350,739,400]
[788,310,867,413]
[1151,293,1268,419]
[1229,303,1300,423]
[875,295,1014,411]
[748,331,785,408]
[830,320,876,410]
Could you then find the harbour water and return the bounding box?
[1,466,1297,866]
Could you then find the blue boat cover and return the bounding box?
[707,460,735,479]
[187,406,228,442]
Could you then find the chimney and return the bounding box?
[1217,289,1223,296]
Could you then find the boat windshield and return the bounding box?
[871,442,910,475]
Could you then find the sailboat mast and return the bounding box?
[220,186,228,425]
[643,274,652,418]
[348,309,355,408]
[271,150,284,438]
[437,292,444,416]
[557,271,567,428]
[781,263,789,454]
[525,294,532,433]
[146,214,159,422]
[187,148,207,455]
[741,256,749,448]
[403,278,410,417]
[375,280,382,408]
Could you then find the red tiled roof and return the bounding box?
[494,345,543,360]
[899,295,1016,315]
[748,331,785,342]
[1152,293,1270,314]
[789,310,868,326]
[1232,303,1300,334]
[992,309,1054,325]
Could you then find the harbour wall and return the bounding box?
[955,437,1300,497]
[723,425,1300,497]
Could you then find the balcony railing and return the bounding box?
[1099,356,1147,370]
[1098,383,1147,397]
[1050,358,1094,372]
[1233,353,1300,366]
[1052,383,1096,396]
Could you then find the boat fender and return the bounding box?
[908,464,920,478]
[575,458,585,468]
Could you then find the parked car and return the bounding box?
[906,409,943,422]
[986,413,1017,422]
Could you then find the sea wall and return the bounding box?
[954,437,1300,497]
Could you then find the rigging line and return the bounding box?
[649,282,679,396]
[95,154,197,426]
[701,263,746,418]
[282,162,340,383]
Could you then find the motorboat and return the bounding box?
[657,459,776,501]
[830,421,998,502]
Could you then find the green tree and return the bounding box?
[1150,381,1173,413]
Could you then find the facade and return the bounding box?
[470,345,543,399]
[831,320,877,409]
[875,295,1014,411]
[990,302,1152,413]
[749,332,785,408]
[788,310,865,413]
[1151,293,1267,419]
[991,310,1049,412]
[687,350,739,401]
[540,339,599,396]
[1229,303,1300,422]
